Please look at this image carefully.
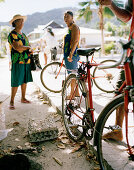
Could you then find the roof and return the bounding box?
[43,20,64,29]
[27,29,44,37]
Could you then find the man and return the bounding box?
[98,0,134,141]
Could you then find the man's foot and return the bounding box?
[21,99,31,104]
[9,102,15,110]
[102,130,123,141]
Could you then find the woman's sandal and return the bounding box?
[9,103,15,110]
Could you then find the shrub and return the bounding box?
[104,42,115,54]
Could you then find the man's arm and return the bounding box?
[99,0,132,23]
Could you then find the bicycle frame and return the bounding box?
[67,55,101,124]
[123,61,133,156]
[102,51,134,158]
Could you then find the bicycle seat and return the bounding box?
[77,47,101,56]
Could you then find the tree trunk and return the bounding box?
[98,5,105,55]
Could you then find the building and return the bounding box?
[27,20,111,49]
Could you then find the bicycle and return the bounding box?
[62,40,134,169]
[62,47,101,141]
[40,50,120,93]
[93,39,134,169]
[40,43,67,93]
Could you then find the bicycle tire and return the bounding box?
[62,73,88,141]
[94,94,134,170]
[40,62,66,93]
[93,60,120,93]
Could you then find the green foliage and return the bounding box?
[104,21,130,38]
[0,26,11,55]
[78,0,124,22]
[103,7,114,18]
[104,42,115,54]
[116,23,130,38]
[104,22,117,36]
[78,1,93,22]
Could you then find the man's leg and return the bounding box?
[103,105,124,141]
[44,53,47,65]
[66,79,80,100]
[103,69,125,141]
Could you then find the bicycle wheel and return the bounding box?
[93,60,120,93]
[40,62,66,93]
[94,94,134,170]
[62,74,88,141]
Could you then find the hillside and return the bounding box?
[0,7,122,34]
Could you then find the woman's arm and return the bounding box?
[12,41,31,52]
[99,0,132,23]
[68,24,80,62]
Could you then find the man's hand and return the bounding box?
[98,0,112,6]
[67,53,73,62]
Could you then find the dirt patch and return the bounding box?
[0,83,100,170]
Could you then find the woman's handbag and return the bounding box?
[30,54,36,71]
[30,53,42,71]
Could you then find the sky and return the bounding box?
[0,0,127,22]
[0,0,83,22]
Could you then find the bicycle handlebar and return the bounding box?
[98,38,134,69]
[98,49,127,69]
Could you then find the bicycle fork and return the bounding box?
[124,61,134,158]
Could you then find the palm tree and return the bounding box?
[78,0,124,55]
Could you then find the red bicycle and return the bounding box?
[62,39,134,169]
[94,39,134,169]
[40,54,120,93]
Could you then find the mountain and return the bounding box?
[0,7,121,34]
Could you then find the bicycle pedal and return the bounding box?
[106,125,122,131]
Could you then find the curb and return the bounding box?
[34,83,62,115]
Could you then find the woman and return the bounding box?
[42,27,57,65]
[8,14,33,109]
[64,11,80,99]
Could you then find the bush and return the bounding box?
[104,42,115,54]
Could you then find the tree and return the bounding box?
[78,0,124,55]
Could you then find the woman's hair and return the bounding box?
[47,28,54,37]
[66,11,73,17]
[12,21,16,27]
[12,19,21,27]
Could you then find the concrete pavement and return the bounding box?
[1,56,134,169]
[0,58,99,170]
[33,54,134,170]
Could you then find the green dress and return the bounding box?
[8,30,33,87]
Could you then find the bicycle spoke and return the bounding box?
[62,74,88,141]
[40,62,66,93]
[93,60,120,93]
[94,95,134,170]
